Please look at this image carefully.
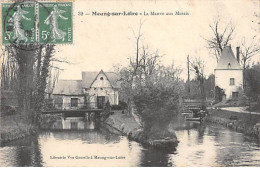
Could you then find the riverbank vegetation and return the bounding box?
[207,109,260,139]
[116,21,183,140]
[0,114,35,144]
[0,44,62,123]
[0,44,63,143]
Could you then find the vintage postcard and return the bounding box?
[0,0,260,167]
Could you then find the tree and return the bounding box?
[204,18,235,62]
[214,86,225,103]
[204,74,215,100]
[240,36,260,70]
[34,45,55,114]
[122,20,144,115]
[0,46,18,91]
[133,63,182,136]
[244,62,260,103]
[0,44,57,124]
[117,22,183,137]
[129,20,144,90]
[190,57,206,108]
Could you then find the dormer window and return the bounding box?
[100,77,104,80]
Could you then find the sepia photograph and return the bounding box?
[0,0,259,167]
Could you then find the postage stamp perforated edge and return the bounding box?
[38,1,74,44]
[1,2,37,45]
[0,0,74,46]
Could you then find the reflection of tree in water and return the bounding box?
[140,147,173,167]
[197,124,206,144]
[45,128,121,144]
[2,135,43,166]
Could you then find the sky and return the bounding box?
[52,0,259,80]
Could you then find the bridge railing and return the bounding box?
[44,102,103,111]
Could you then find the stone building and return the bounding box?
[52,70,120,110]
[214,46,243,101]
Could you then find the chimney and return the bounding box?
[236,46,240,63]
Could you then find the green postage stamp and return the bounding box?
[1,1,73,45]
[2,2,36,45]
[39,2,73,44]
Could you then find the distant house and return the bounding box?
[214,46,243,100]
[52,70,120,110]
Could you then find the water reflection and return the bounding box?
[168,121,260,167]
[41,117,96,130]
[0,135,43,166]
[0,117,260,167]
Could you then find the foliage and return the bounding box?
[133,82,180,134]
[214,86,225,103]
[129,64,182,134]
[118,49,182,135]
[0,44,59,124]
[244,62,260,102]
[117,21,183,137]
[111,101,128,110]
[184,79,200,100]
[204,74,215,99]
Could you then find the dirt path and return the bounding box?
[221,107,260,115]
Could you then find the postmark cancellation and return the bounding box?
[1,0,73,45]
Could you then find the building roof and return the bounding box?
[82,70,120,88]
[53,80,83,95]
[82,71,99,88]
[215,46,242,70]
[53,70,120,95]
[105,72,120,88]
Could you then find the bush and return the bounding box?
[119,101,128,109]
[133,84,180,134]
[111,101,128,110]
[0,105,17,116]
[215,86,225,103]
[111,105,122,110]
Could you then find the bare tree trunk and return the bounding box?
[128,21,143,116]
[16,47,36,115]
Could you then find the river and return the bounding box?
[0,116,260,167]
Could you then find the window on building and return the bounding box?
[232,92,239,99]
[230,78,235,86]
[54,97,63,108]
[100,77,104,80]
[71,98,78,107]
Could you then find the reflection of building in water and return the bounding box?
[62,117,85,130]
[50,117,95,130]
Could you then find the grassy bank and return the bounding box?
[207,109,260,139]
[0,115,35,145]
